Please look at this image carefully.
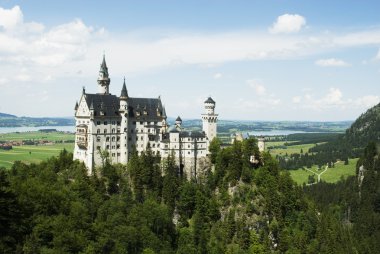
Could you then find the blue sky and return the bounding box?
[0,1,379,121]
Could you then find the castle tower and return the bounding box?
[175,116,182,129]
[119,78,129,164]
[97,55,111,94]
[201,97,218,148]
[258,137,265,152]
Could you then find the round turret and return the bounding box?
[204,97,215,114]
[175,116,182,126]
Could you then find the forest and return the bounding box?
[1,136,379,253]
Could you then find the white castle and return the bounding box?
[74,56,218,177]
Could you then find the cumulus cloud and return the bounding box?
[376,49,380,60]
[292,96,301,104]
[269,14,306,34]
[213,73,222,79]
[247,79,266,96]
[0,5,23,30]
[294,87,379,111]
[315,58,350,67]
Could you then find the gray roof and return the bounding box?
[85,93,120,117]
[128,97,164,121]
[120,78,128,98]
[180,131,206,138]
[204,97,215,104]
[100,55,109,76]
[176,116,182,122]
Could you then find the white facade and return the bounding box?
[73,56,218,178]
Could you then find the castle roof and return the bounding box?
[99,55,109,76]
[180,131,206,138]
[84,93,120,117]
[204,97,215,104]
[128,97,164,121]
[176,116,182,122]
[120,78,128,98]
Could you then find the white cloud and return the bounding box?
[354,95,380,108]
[247,79,266,96]
[376,49,380,60]
[315,58,350,67]
[295,87,379,111]
[292,96,301,104]
[213,73,222,79]
[269,14,306,34]
[0,5,23,30]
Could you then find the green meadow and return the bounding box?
[288,158,358,185]
[0,131,75,168]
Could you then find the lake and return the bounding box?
[0,126,75,134]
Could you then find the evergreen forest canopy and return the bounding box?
[1,134,380,253]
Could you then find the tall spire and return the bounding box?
[97,54,111,94]
[120,77,128,99]
[100,54,109,76]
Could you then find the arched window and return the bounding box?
[112,137,115,142]
[106,137,110,142]
[112,128,115,133]
[104,129,107,134]
[97,129,100,134]
[97,136,101,142]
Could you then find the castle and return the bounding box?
[74,56,218,177]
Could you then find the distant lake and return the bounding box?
[248,130,311,136]
[0,126,75,134]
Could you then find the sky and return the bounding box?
[0,0,379,121]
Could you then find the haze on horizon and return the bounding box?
[0,0,379,121]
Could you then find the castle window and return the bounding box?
[117,121,120,126]
[112,128,115,133]
[141,136,143,141]
[106,145,109,149]
[117,145,120,149]
[111,137,115,142]
[106,137,110,142]
[104,121,107,125]
[97,129,100,134]
[140,121,143,125]
[97,136,101,142]
[112,153,115,157]
[152,144,155,148]
[112,121,115,125]
[117,137,120,141]
[117,153,120,156]
[104,129,107,134]
[97,146,100,150]
[112,146,115,149]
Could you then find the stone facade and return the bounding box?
[73,56,218,178]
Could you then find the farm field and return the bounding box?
[0,131,74,142]
[0,143,74,168]
[288,158,358,185]
[266,141,318,157]
[0,131,75,169]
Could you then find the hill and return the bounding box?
[0,112,17,118]
[277,103,380,170]
[344,102,380,147]
[0,113,75,127]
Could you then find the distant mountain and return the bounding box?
[310,102,380,158]
[0,113,75,127]
[0,112,17,118]
[343,102,380,146]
